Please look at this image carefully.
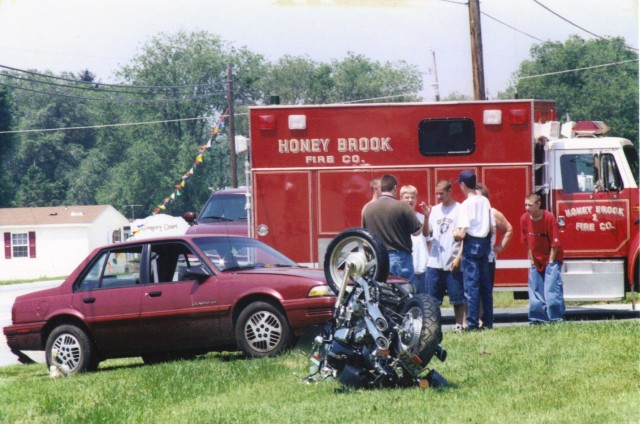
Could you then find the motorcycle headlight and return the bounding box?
[308,285,334,297]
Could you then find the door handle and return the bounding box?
[146,291,162,297]
[83,297,96,304]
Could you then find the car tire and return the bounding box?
[323,227,390,294]
[45,324,98,374]
[236,301,291,358]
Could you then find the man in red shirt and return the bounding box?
[520,193,565,323]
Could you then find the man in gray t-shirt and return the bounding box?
[363,175,429,283]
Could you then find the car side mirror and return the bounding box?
[182,266,210,283]
[182,211,198,226]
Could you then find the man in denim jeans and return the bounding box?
[363,175,429,283]
[424,180,466,332]
[453,170,492,331]
[520,193,565,323]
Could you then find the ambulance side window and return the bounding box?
[560,153,621,193]
[418,118,475,156]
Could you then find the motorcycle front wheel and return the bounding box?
[396,294,443,374]
[323,227,389,294]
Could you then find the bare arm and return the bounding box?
[549,246,558,263]
[493,209,513,254]
[418,202,432,237]
[451,239,463,272]
[453,227,466,241]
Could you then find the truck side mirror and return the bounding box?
[182,211,198,226]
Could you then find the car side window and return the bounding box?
[77,246,143,291]
[149,242,199,283]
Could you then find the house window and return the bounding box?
[4,231,36,259]
[11,233,29,258]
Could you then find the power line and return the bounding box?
[481,11,544,42]
[517,58,639,81]
[1,72,161,96]
[0,80,224,103]
[0,115,221,135]
[0,63,228,90]
[532,0,639,52]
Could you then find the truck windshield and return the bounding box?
[199,194,247,222]
[623,145,639,186]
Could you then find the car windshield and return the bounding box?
[199,194,247,222]
[193,237,297,272]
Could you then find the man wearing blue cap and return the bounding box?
[453,170,493,330]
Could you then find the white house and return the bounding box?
[0,205,129,281]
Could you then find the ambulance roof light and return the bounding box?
[483,109,502,125]
[288,114,307,130]
[573,121,610,137]
[258,114,276,131]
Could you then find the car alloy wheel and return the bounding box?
[236,301,291,358]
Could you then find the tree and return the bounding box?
[258,52,422,105]
[110,31,266,216]
[13,165,65,207]
[509,36,638,146]
[329,53,422,103]
[0,86,15,207]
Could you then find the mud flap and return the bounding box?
[11,349,36,364]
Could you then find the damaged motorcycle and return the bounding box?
[304,228,448,389]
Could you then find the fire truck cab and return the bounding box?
[243,100,639,301]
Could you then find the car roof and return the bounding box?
[111,234,249,248]
[211,187,247,195]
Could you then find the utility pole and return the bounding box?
[468,0,486,100]
[125,204,142,220]
[226,64,238,188]
[430,50,440,102]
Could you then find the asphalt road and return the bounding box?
[1,281,638,368]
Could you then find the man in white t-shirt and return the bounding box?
[453,170,493,331]
[423,180,466,331]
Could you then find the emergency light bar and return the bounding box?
[573,121,610,136]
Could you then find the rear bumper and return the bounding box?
[3,323,45,351]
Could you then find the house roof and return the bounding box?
[0,205,118,226]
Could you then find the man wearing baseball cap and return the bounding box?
[453,170,493,330]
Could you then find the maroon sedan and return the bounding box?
[3,235,334,374]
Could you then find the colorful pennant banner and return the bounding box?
[153,114,227,214]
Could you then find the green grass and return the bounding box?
[1,321,638,423]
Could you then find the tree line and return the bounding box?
[0,32,636,218]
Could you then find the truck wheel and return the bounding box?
[396,294,443,374]
[236,302,291,358]
[324,227,389,294]
[45,324,98,374]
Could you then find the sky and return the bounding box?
[0,0,637,100]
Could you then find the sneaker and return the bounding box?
[453,324,463,333]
